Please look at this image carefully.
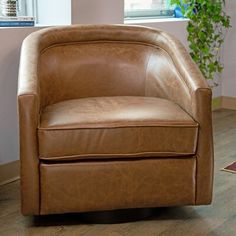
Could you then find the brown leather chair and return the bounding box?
[18,25,214,216]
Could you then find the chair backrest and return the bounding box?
[24,25,185,109]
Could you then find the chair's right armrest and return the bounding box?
[145,30,214,205]
[17,36,40,215]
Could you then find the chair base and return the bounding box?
[33,208,156,226]
[79,208,155,224]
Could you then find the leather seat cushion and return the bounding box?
[38,96,198,161]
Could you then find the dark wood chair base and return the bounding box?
[78,208,155,224]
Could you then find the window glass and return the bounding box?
[125,0,174,19]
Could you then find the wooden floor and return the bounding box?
[0,109,236,236]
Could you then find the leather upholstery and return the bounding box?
[40,158,196,215]
[18,24,214,215]
[38,96,198,161]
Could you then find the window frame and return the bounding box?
[124,0,175,20]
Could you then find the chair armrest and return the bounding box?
[145,30,213,204]
[17,35,40,215]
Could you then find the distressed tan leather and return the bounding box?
[40,158,196,215]
[18,25,213,216]
[38,96,198,161]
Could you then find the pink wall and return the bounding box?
[222,1,236,97]
[72,0,124,24]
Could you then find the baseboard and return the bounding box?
[221,96,236,110]
[0,160,20,186]
[212,97,221,111]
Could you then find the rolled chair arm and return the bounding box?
[145,30,214,204]
[17,35,40,215]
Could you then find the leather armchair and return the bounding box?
[18,25,214,216]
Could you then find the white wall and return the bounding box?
[72,0,124,24]
[37,0,71,25]
[125,18,188,48]
[222,0,236,97]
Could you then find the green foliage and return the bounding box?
[170,0,231,80]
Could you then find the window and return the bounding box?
[0,0,36,17]
[124,0,174,19]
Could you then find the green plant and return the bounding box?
[170,0,231,81]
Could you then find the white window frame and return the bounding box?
[124,0,174,20]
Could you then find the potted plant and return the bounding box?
[170,0,231,84]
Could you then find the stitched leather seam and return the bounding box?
[195,154,198,204]
[40,40,164,54]
[144,48,152,95]
[39,151,196,161]
[38,162,42,215]
[38,124,199,131]
[18,93,38,97]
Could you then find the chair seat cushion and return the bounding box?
[38,96,198,161]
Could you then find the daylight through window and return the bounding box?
[125,0,174,19]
